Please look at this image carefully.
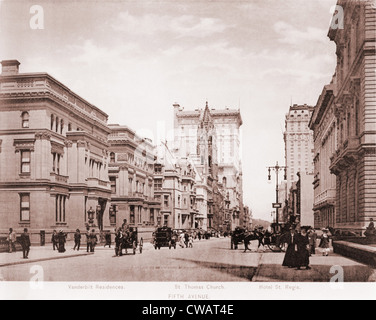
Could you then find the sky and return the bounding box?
[0,0,338,221]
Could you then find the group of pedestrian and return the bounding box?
[51,230,68,253]
[178,231,194,248]
[7,228,30,259]
[282,227,331,270]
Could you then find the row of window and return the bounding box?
[19,194,66,223]
[110,177,149,195]
[129,206,155,224]
[19,112,83,134]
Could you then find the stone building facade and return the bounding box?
[309,83,337,229]
[154,144,199,230]
[107,124,161,230]
[0,60,112,243]
[327,0,376,234]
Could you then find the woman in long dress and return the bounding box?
[282,227,298,268]
[319,229,331,256]
[296,228,311,270]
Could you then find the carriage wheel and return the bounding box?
[139,238,143,254]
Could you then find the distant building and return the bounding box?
[155,143,199,230]
[297,172,315,227]
[107,124,161,230]
[0,60,111,242]
[172,102,245,231]
[284,104,315,192]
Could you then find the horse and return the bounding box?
[231,229,264,252]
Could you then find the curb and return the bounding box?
[0,252,94,268]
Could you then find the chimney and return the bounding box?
[1,60,21,76]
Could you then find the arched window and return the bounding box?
[21,112,29,128]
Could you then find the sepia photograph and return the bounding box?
[0,0,375,301]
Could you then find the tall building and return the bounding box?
[284,104,315,192]
[0,60,112,243]
[309,82,337,229]
[173,102,244,231]
[107,124,161,231]
[327,0,376,234]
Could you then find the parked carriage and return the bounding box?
[153,227,177,250]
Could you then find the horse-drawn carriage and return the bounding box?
[116,227,143,255]
[153,227,177,250]
[231,223,288,252]
[263,223,288,252]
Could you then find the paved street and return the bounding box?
[0,238,374,282]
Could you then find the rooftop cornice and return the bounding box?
[0,72,109,121]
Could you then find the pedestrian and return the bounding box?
[58,230,66,253]
[198,230,202,241]
[188,234,194,248]
[296,227,311,270]
[7,228,17,253]
[89,229,98,253]
[104,231,112,248]
[51,230,58,251]
[85,227,91,253]
[179,231,185,248]
[73,229,81,251]
[184,232,189,248]
[308,228,317,256]
[282,227,298,268]
[319,228,331,256]
[20,228,31,259]
[115,228,123,257]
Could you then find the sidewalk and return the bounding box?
[0,243,93,267]
[253,250,376,282]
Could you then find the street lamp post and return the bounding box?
[267,162,287,225]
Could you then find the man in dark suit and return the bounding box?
[20,228,31,259]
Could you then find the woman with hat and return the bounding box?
[319,228,331,256]
[58,230,67,253]
[282,226,298,268]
